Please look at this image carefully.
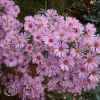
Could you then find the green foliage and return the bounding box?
[82,1,100,34]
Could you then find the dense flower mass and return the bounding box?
[0,0,100,100]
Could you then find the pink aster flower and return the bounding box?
[7,30,18,39]
[33,31,43,42]
[33,15,48,30]
[45,9,58,19]
[91,36,100,53]
[59,56,75,71]
[53,42,68,57]
[65,32,76,42]
[43,33,57,47]
[60,73,75,89]
[32,53,44,65]
[70,43,84,58]
[65,17,78,30]
[84,53,100,70]
[85,79,97,90]
[24,16,34,33]
[36,56,61,77]
[77,66,87,79]
[5,55,17,67]
[82,36,93,49]
[73,22,84,34]
[86,23,96,36]
[25,44,33,53]
[89,69,100,82]
[54,30,66,41]
[15,53,23,64]
[15,33,27,48]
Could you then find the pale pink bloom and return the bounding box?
[55,15,64,23]
[89,70,100,82]
[34,15,48,29]
[73,22,84,34]
[33,31,43,42]
[45,9,58,19]
[91,36,100,53]
[86,23,96,36]
[7,30,17,39]
[53,42,68,57]
[82,36,93,48]
[15,54,23,64]
[32,53,44,65]
[85,79,97,90]
[70,47,81,58]
[59,56,75,71]
[34,15,47,23]
[65,17,78,28]
[25,44,33,53]
[43,33,57,47]
[17,64,28,74]
[84,53,100,70]
[5,56,17,67]
[24,21,34,33]
[15,34,27,48]
[24,16,34,33]
[77,67,87,79]
[65,17,79,31]
[24,16,33,22]
[61,74,75,89]
[54,30,66,41]
[65,33,75,42]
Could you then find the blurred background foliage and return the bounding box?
[1,0,100,100]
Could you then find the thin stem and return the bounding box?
[45,0,47,10]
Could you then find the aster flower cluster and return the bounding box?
[0,0,100,100]
[24,9,100,93]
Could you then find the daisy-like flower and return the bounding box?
[24,16,34,33]
[84,53,100,70]
[34,15,48,30]
[7,30,18,39]
[3,48,11,57]
[89,69,100,82]
[54,30,66,41]
[33,31,43,42]
[15,34,27,48]
[65,17,79,31]
[34,15,47,23]
[65,33,75,42]
[15,53,23,64]
[70,42,83,58]
[91,36,100,53]
[86,23,96,36]
[73,22,84,34]
[45,9,58,19]
[53,42,68,57]
[59,56,75,71]
[43,33,57,47]
[60,73,75,89]
[77,66,87,79]
[25,44,33,53]
[36,56,61,77]
[32,53,44,65]
[82,36,93,49]
[5,55,17,67]
[85,79,97,90]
